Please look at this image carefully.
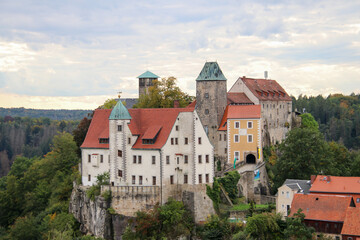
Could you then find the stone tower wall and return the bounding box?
[196,80,227,157]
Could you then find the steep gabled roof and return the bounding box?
[284,179,311,194]
[240,77,292,101]
[81,109,111,149]
[341,207,360,236]
[289,194,354,222]
[218,105,261,131]
[137,71,159,79]
[81,107,196,150]
[196,62,227,81]
[310,175,360,194]
[227,92,254,104]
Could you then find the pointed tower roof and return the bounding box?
[137,71,160,79]
[109,100,132,120]
[196,62,227,81]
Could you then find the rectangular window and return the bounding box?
[152,156,156,165]
[206,155,209,163]
[184,137,188,145]
[198,174,202,183]
[198,155,202,164]
[171,138,174,145]
[205,109,209,115]
[219,134,222,141]
[175,138,178,145]
[139,176,143,185]
[225,148,227,154]
[198,137,202,144]
[247,121,253,129]
[248,134,253,143]
[118,150,122,157]
[128,138,131,144]
[88,154,91,163]
[153,176,156,185]
[234,135,239,143]
[118,170,122,177]
[100,155,103,163]
[118,125,122,131]
[206,174,209,183]
[170,175,174,184]
[184,174,188,184]
[177,156,180,164]
[235,121,240,128]
[138,156,142,164]
[176,125,179,131]
[133,155,137,164]
[205,93,209,98]
[166,156,170,164]
[224,134,226,141]
[88,174,91,182]
[132,176,136,185]
[234,151,239,160]
[184,155,188,164]
[286,191,290,198]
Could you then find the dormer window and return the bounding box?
[142,125,162,145]
[99,138,109,144]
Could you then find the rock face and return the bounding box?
[69,183,112,239]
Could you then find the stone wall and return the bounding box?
[69,183,112,239]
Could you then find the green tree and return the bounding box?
[8,215,40,240]
[273,127,329,189]
[245,212,283,240]
[98,98,118,109]
[284,209,314,240]
[133,77,194,108]
[300,113,319,130]
[201,214,231,240]
[73,117,92,157]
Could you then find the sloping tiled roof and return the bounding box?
[186,100,196,108]
[284,179,311,194]
[109,100,132,120]
[81,109,111,149]
[82,107,195,150]
[227,92,254,104]
[196,62,227,81]
[137,71,159,79]
[341,207,360,236]
[218,105,261,131]
[310,175,360,194]
[240,77,292,101]
[289,194,353,222]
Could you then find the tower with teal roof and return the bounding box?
[137,71,160,97]
[195,62,227,159]
[109,100,132,185]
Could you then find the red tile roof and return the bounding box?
[81,107,195,150]
[289,194,353,222]
[341,207,360,236]
[186,101,196,108]
[227,92,253,104]
[218,105,261,131]
[240,77,292,102]
[310,175,360,194]
[81,109,111,149]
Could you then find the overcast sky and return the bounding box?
[0,0,359,109]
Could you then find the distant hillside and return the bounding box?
[292,93,360,150]
[0,107,92,120]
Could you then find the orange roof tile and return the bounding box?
[241,77,292,102]
[186,100,196,108]
[81,107,195,150]
[218,105,261,131]
[310,175,360,194]
[289,194,354,222]
[81,109,111,149]
[227,92,253,104]
[341,207,360,236]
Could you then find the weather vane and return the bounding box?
[118,91,122,99]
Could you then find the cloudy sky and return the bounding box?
[0,0,359,109]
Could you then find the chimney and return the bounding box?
[264,71,268,79]
[327,175,331,183]
[311,175,317,184]
[174,100,180,108]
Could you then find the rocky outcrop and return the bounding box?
[69,183,112,239]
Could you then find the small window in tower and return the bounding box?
[118,125,122,131]
[205,93,209,98]
[198,155,202,163]
[205,109,209,115]
[176,125,179,131]
[118,170,122,177]
[88,154,91,163]
[128,138,131,144]
[166,156,170,164]
[88,174,91,182]
[118,150,122,157]
[184,174,188,184]
[153,176,156,185]
[170,175,174,184]
[219,134,222,141]
[198,137,202,144]
[184,155,188,164]
[184,137,188,145]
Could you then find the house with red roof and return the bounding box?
[81,100,214,189]
[228,76,292,146]
[310,175,360,207]
[290,193,360,239]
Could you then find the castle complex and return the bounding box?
[79,61,292,221]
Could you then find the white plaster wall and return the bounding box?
[276,185,295,218]
[228,78,260,105]
[81,148,110,186]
